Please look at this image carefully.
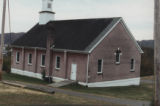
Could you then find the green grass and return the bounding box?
[0,83,123,106]
[61,83,154,101]
[2,72,153,101]
[2,72,49,85]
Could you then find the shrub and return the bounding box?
[140,47,154,76]
[2,54,11,73]
[41,69,46,80]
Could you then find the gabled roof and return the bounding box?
[12,17,143,53]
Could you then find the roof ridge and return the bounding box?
[48,17,122,22]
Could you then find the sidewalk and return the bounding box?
[2,80,151,106]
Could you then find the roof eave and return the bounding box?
[120,19,144,54]
[86,17,144,54]
[11,45,46,50]
[85,17,122,53]
[52,48,89,54]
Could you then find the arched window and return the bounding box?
[115,48,121,64]
[131,59,135,71]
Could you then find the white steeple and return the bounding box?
[39,0,55,25]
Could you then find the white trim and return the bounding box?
[52,76,67,82]
[86,77,140,87]
[120,19,143,53]
[78,82,88,86]
[11,68,67,82]
[115,48,122,64]
[70,63,77,81]
[89,18,121,53]
[52,48,89,54]
[11,68,42,79]
[89,18,143,54]
[86,54,90,84]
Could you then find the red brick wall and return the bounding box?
[51,52,66,79]
[12,48,23,70]
[66,53,88,82]
[12,48,46,74]
[12,48,88,83]
[88,22,141,83]
[36,50,46,74]
[24,49,35,72]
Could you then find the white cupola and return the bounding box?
[39,0,55,25]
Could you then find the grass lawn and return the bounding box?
[61,83,154,101]
[2,71,49,85]
[2,72,153,101]
[0,83,124,106]
[141,75,154,80]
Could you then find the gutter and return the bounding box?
[11,45,46,50]
[52,48,89,54]
[86,54,90,86]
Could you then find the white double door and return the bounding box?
[70,64,77,81]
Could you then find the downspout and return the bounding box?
[22,47,25,71]
[34,48,37,73]
[86,54,90,86]
[64,50,68,79]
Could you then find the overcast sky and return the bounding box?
[0,0,154,40]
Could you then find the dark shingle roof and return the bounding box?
[12,18,120,51]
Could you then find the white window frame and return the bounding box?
[115,48,122,65]
[97,59,103,74]
[130,59,135,72]
[55,56,61,70]
[16,51,20,63]
[41,54,46,67]
[28,53,32,65]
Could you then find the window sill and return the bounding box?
[40,65,46,68]
[28,64,32,66]
[130,70,135,72]
[115,62,120,65]
[16,62,20,64]
[97,72,103,75]
[55,68,60,70]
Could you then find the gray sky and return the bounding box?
[0,0,154,40]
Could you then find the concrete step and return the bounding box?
[49,80,76,88]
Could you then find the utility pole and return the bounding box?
[0,0,7,81]
[154,0,160,105]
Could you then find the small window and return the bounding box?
[28,53,32,64]
[98,59,103,73]
[131,59,135,71]
[48,3,52,8]
[41,54,45,66]
[16,52,20,63]
[115,48,121,64]
[56,56,60,69]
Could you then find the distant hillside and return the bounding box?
[137,40,154,49]
[137,40,154,76]
[0,33,24,45]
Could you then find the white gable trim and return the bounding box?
[89,18,143,54]
[89,18,121,53]
[120,19,144,53]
